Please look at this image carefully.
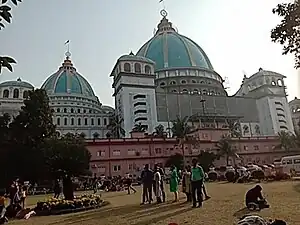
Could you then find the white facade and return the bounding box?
[236,68,294,135]
[111,55,157,137]
[0,78,33,118]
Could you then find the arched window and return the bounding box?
[181,80,187,84]
[23,91,29,99]
[64,108,67,113]
[77,108,80,113]
[202,90,207,95]
[134,63,141,73]
[57,108,60,113]
[192,80,197,83]
[145,65,151,74]
[57,118,60,125]
[71,108,74,113]
[64,118,68,125]
[13,89,19,98]
[71,118,74,125]
[91,118,94,125]
[84,118,88,125]
[172,89,177,93]
[160,82,166,87]
[3,89,9,98]
[78,118,81,126]
[278,79,283,86]
[98,118,101,125]
[211,91,215,95]
[104,118,107,126]
[124,63,131,72]
[193,89,199,94]
[170,80,176,85]
[182,89,188,94]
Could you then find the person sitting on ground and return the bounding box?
[0,190,8,224]
[237,215,286,225]
[245,185,269,210]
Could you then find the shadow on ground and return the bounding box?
[293,183,300,193]
[51,201,193,225]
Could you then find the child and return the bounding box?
[20,186,27,209]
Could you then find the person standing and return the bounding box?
[169,165,179,202]
[141,164,154,204]
[53,179,62,199]
[153,167,163,203]
[182,166,192,202]
[191,159,204,208]
[124,174,137,195]
[154,164,166,202]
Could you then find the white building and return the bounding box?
[0,78,33,118]
[110,10,294,137]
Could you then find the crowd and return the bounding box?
[140,158,210,208]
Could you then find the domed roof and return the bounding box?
[137,10,214,71]
[118,53,155,64]
[0,78,33,89]
[41,52,96,97]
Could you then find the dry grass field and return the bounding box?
[9,181,300,225]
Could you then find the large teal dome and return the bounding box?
[41,55,95,97]
[137,13,214,71]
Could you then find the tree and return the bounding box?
[0,113,11,145]
[43,134,91,200]
[271,2,300,68]
[227,119,241,138]
[153,124,165,138]
[165,153,184,170]
[79,132,86,139]
[107,114,125,138]
[197,151,217,172]
[10,89,56,147]
[92,132,100,141]
[0,0,22,73]
[276,131,295,151]
[132,122,146,132]
[215,135,237,166]
[171,116,198,166]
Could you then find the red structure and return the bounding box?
[86,129,289,177]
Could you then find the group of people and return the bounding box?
[140,158,211,208]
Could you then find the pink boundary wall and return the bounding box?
[86,130,295,177]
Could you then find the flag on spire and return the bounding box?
[64,40,70,45]
[159,0,164,2]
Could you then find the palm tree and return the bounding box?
[171,116,196,165]
[276,131,295,151]
[227,119,242,138]
[132,123,146,132]
[92,132,100,141]
[153,124,166,138]
[79,132,86,139]
[215,135,238,166]
[107,114,125,138]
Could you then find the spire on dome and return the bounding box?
[155,9,176,35]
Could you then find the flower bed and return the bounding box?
[35,194,108,216]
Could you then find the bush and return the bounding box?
[35,194,102,212]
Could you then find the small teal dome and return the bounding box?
[137,14,213,71]
[0,78,33,89]
[41,56,95,97]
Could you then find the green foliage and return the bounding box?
[165,153,184,170]
[215,135,237,166]
[276,131,296,151]
[10,89,56,146]
[132,122,146,133]
[197,151,217,172]
[153,124,165,137]
[43,134,91,178]
[171,116,192,139]
[107,114,125,138]
[271,2,300,68]
[0,0,22,73]
[227,119,241,138]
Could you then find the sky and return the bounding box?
[0,0,297,107]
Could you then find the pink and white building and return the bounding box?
[87,129,292,177]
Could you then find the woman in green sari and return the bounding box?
[169,165,179,202]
